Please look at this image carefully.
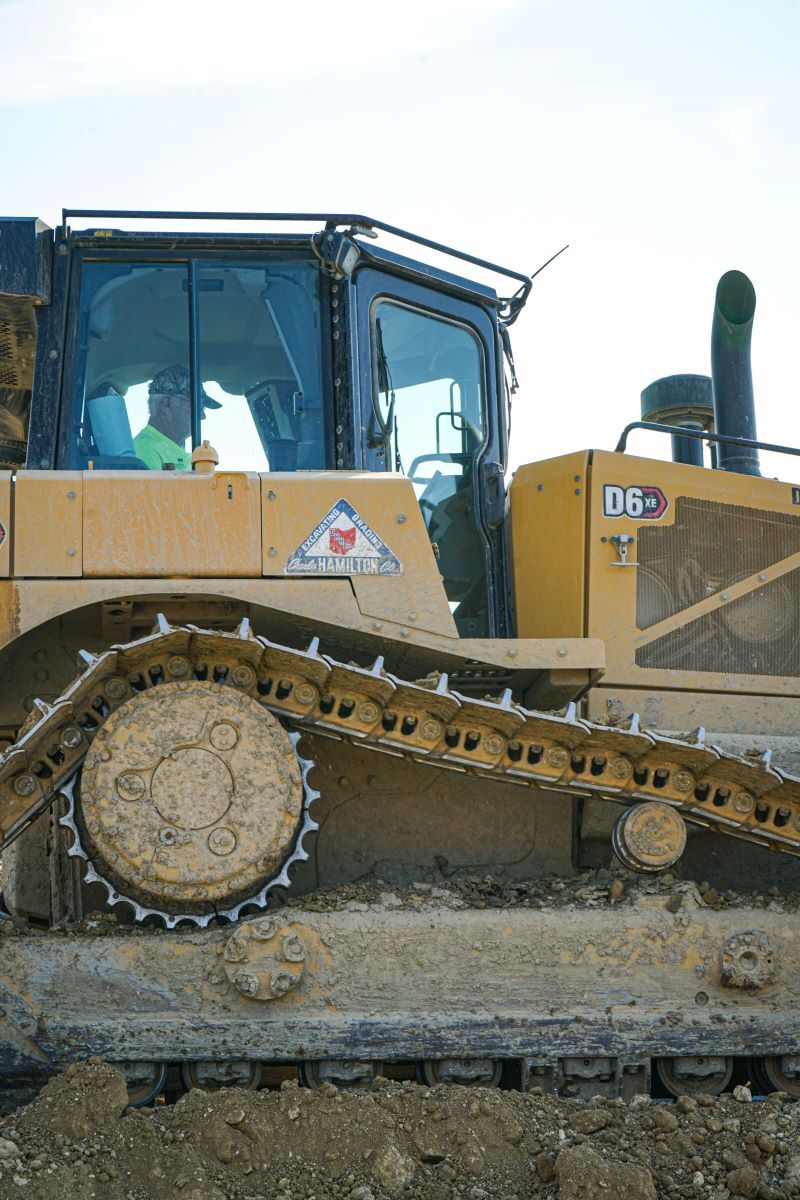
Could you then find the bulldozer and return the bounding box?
[1,208,800,1107]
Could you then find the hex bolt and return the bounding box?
[281,933,305,963]
[294,683,317,707]
[231,664,255,689]
[270,970,298,998]
[116,772,145,802]
[610,757,633,780]
[105,677,128,701]
[250,917,278,941]
[233,972,260,998]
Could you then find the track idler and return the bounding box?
[612,801,688,873]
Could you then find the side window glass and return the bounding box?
[371,300,488,636]
[75,264,190,470]
[198,263,325,471]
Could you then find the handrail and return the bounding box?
[615,420,800,459]
[60,209,532,315]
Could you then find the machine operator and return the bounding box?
[133,364,220,470]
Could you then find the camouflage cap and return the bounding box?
[148,365,221,408]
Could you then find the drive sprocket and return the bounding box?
[61,679,318,926]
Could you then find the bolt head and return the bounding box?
[233,971,260,997]
[270,970,298,998]
[13,773,36,797]
[294,683,317,707]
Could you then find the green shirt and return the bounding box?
[133,425,192,471]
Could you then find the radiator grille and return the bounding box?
[635,497,800,677]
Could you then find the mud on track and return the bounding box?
[2,1061,800,1199]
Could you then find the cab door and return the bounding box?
[353,267,506,638]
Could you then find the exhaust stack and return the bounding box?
[711,269,760,476]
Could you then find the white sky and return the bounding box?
[3,0,800,480]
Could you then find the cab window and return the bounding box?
[69,260,325,471]
[371,299,488,635]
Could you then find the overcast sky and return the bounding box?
[3,0,799,477]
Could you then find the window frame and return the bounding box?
[57,247,334,472]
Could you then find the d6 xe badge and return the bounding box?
[603,484,668,520]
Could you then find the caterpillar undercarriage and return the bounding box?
[1,211,800,1109]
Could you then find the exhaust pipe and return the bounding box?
[711,270,760,476]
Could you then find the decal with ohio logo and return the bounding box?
[286,498,402,575]
[603,484,668,520]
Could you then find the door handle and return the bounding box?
[481,460,506,529]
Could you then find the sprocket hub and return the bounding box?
[77,680,305,916]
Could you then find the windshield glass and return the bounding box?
[70,259,325,471]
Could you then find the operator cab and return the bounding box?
[7,213,528,637]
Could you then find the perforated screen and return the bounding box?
[635,497,800,677]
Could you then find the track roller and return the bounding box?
[121,1061,168,1107]
[180,1060,262,1091]
[655,1056,734,1097]
[299,1060,383,1089]
[612,801,687,873]
[416,1059,502,1087]
[748,1055,800,1098]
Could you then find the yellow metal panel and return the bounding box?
[0,473,10,578]
[261,473,456,637]
[509,452,589,638]
[82,472,262,578]
[14,471,82,578]
[586,449,800,697]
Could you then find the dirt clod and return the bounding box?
[555,1144,657,1199]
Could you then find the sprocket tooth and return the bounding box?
[155,613,172,635]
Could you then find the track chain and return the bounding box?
[1,616,799,866]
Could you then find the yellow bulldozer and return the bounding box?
[1,209,799,1106]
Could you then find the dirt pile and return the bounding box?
[1,1062,800,1199]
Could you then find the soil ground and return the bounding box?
[1,1061,800,1200]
